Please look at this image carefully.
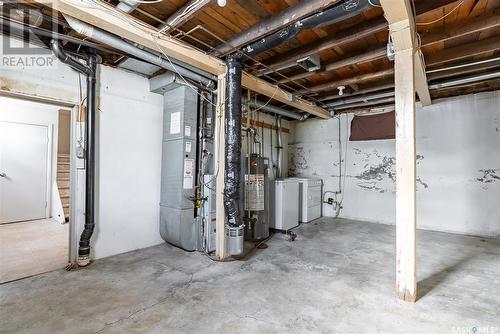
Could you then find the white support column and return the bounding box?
[215,73,228,259]
[395,47,417,302]
[380,0,419,302]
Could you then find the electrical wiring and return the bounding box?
[151,33,218,108]
[415,0,465,26]
[158,0,204,33]
[249,86,280,113]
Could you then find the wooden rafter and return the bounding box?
[36,0,331,119]
[214,0,342,56]
[278,9,500,85]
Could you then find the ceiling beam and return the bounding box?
[214,0,342,56]
[278,47,387,84]
[319,82,395,101]
[261,17,388,73]
[298,68,394,95]
[36,0,330,118]
[278,9,500,84]
[259,0,457,73]
[158,0,212,33]
[426,36,500,68]
[421,9,500,47]
[380,0,431,106]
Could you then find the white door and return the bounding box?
[0,121,49,223]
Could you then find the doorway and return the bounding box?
[0,96,72,283]
[0,122,50,223]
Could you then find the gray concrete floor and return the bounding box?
[0,219,68,283]
[1,218,499,334]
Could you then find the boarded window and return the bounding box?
[349,111,395,141]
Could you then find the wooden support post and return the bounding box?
[380,0,418,302]
[215,73,227,260]
[395,47,417,302]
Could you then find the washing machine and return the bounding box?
[293,178,322,223]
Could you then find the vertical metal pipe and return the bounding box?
[78,51,97,266]
[224,57,244,255]
[275,115,283,179]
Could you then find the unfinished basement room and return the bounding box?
[0,0,499,333]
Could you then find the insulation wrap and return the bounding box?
[224,58,243,227]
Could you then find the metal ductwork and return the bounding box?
[243,97,307,120]
[327,90,395,108]
[50,40,97,267]
[116,0,140,14]
[234,0,377,62]
[63,15,215,87]
[224,57,244,256]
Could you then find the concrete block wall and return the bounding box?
[289,91,500,238]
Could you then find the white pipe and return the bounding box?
[116,0,140,14]
[327,90,394,107]
[64,15,215,86]
[426,57,500,74]
[429,71,500,89]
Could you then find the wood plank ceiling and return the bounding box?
[128,0,500,114]
[3,0,498,115]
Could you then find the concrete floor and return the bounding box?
[1,218,499,334]
[0,219,69,283]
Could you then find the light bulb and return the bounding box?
[217,0,226,7]
[338,85,345,96]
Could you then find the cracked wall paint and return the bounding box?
[289,91,500,237]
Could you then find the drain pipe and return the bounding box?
[225,57,244,256]
[50,40,97,267]
[275,115,283,179]
[63,15,215,87]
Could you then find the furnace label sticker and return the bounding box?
[170,112,181,134]
[185,125,191,137]
[244,174,265,211]
[185,141,192,153]
[183,158,195,189]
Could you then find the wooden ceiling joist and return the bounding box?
[297,68,394,95]
[278,9,500,85]
[214,0,342,56]
[261,17,388,72]
[160,0,212,32]
[426,35,500,68]
[34,0,331,119]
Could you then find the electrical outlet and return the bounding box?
[76,146,85,159]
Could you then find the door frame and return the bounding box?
[0,91,78,264]
[0,121,53,223]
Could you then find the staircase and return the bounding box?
[57,154,70,221]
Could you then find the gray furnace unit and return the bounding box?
[159,84,199,251]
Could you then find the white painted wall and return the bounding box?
[1,54,165,259]
[0,96,60,220]
[289,91,500,238]
[242,113,289,178]
[93,66,164,258]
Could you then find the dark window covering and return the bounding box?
[349,111,395,141]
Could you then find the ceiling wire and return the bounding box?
[415,0,465,26]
